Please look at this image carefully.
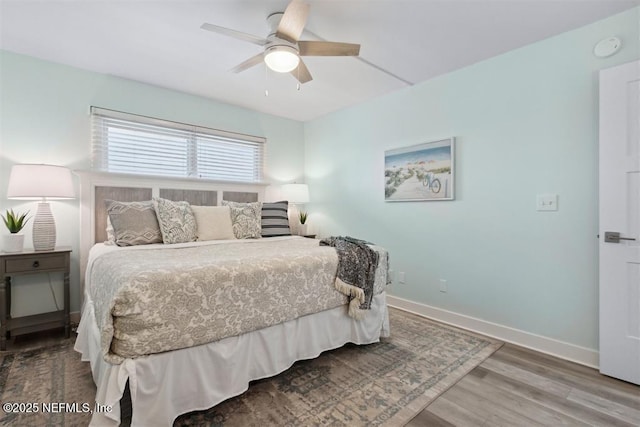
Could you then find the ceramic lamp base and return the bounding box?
[33,202,56,251]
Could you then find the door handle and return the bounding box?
[604,231,636,243]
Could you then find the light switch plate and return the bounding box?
[537,194,558,211]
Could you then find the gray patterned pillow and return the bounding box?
[105,217,116,245]
[106,200,163,246]
[221,200,263,239]
[153,197,197,244]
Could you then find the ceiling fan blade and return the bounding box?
[231,53,264,73]
[201,23,268,46]
[276,0,310,43]
[290,59,313,84]
[298,41,360,56]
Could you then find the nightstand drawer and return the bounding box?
[4,254,67,273]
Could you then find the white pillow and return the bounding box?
[191,205,236,241]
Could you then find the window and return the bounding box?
[91,107,265,183]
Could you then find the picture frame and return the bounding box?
[384,137,455,202]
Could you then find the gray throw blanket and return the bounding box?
[320,236,379,319]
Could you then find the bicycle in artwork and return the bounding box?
[422,172,441,193]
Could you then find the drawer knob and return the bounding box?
[32,261,40,268]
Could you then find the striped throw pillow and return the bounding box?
[261,201,291,237]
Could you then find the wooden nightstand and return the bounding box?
[0,247,71,350]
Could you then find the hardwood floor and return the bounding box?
[5,326,639,426]
[408,343,640,427]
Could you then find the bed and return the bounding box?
[73,174,390,426]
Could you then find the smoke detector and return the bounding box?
[594,37,622,58]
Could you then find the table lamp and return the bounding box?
[282,183,310,235]
[7,164,75,251]
[281,184,309,205]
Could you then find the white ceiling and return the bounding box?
[0,0,637,121]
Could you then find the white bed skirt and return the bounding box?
[74,292,390,426]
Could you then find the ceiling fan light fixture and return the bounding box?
[264,45,300,73]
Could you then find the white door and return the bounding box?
[599,60,640,385]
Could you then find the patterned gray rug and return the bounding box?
[0,308,501,426]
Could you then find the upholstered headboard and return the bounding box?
[92,187,244,243]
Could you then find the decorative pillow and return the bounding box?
[261,201,291,237]
[190,205,236,241]
[106,200,163,246]
[221,200,263,239]
[153,197,198,244]
[105,217,116,245]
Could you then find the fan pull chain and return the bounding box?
[296,64,301,91]
[264,65,269,97]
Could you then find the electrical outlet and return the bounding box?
[399,272,406,284]
[536,194,558,211]
[439,279,447,293]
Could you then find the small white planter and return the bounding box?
[298,224,308,236]
[3,234,25,253]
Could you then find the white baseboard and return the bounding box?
[387,295,599,369]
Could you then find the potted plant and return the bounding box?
[2,209,29,252]
[298,210,308,236]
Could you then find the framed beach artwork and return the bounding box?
[384,137,455,201]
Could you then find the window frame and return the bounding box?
[90,107,266,184]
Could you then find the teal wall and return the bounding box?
[0,51,305,315]
[1,8,638,352]
[304,8,639,350]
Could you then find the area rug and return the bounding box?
[0,308,501,426]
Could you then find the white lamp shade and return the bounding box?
[7,164,75,199]
[281,183,309,204]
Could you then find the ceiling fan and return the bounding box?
[200,0,360,84]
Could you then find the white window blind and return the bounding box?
[91,107,265,183]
